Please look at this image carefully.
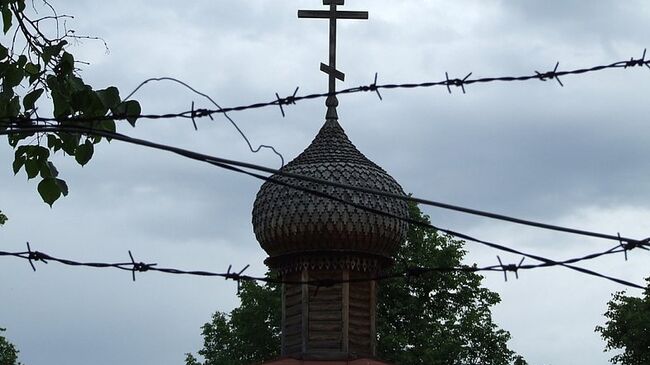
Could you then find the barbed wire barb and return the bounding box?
[536,61,564,87]
[496,256,526,282]
[624,48,649,69]
[275,87,299,118]
[445,72,472,94]
[190,101,199,131]
[225,264,251,293]
[25,241,47,271]
[128,250,157,282]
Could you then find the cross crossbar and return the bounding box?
[298,10,369,20]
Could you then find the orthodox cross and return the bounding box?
[298,0,368,119]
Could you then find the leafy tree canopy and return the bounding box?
[0,328,21,365]
[596,277,650,365]
[1,0,141,207]
[186,203,520,365]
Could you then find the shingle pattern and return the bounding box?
[252,119,408,267]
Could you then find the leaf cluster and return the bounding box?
[595,278,650,365]
[187,278,281,365]
[0,0,141,206]
[377,203,514,365]
[0,328,21,365]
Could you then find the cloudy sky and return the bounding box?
[2,1,650,364]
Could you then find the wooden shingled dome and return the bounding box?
[252,119,409,273]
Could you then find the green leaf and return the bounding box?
[38,178,61,207]
[23,88,43,110]
[24,159,39,179]
[2,6,12,34]
[58,52,74,76]
[75,139,94,166]
[17,55,26,68]
[47,134,63,152]
[4,64,24,88]
[114,100,141,126]
[51,90,71,118]
[42,40,67,65]
[39,161,59,178]
[12,155,25,174]
[58,132,79,155]
[55,178,68,196]
[47,161,59,177]
[0,44,7,59]
[97,86,121,110]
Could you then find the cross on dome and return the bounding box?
[298,0,368,119]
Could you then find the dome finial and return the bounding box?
[325,95,339,120]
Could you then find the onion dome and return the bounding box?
[252,119,408,273]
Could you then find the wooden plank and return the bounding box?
[342,269,349,353]
[285,331,302,344]
[310,302,342,312]
[285,284,302,297]
[309,321,341,332]
[348,325,370,337]
[281,282,286,355]
[285,313,302,327]
[349,315,369,324]
[309,286,342,296]
[301,270,309,353]
[285,302,302,318]
[309,332,342,342]
[349,300,368,308]
[349,289,370,299]
[310,310,342,322]
[284,323,302,336]
[370,279,377,355]
[284,344,302,356]
[308,340,342,350]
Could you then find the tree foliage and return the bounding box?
[1,0,140,206]
[186,203,519,365]
[186,278,281,365]
[0,328,21,365]
[377,203,513,365]
[596,277,650,365]
[0,210,6,225]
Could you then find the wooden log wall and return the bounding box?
[281,269,377,359]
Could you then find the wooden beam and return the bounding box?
[301,270,309,353]
[342,269,350,354]
[297,10,368,20]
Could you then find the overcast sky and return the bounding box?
[2,1,650,364]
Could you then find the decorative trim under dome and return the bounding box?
[265,250,391,275]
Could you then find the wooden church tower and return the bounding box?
[252,1,408,363]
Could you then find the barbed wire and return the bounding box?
[0,50,648,126]
[2,126,650,289]
[1,240,647,289]
[3,124,647,247]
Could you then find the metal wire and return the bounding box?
[1,50,648,125]
[1,239,646,289]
